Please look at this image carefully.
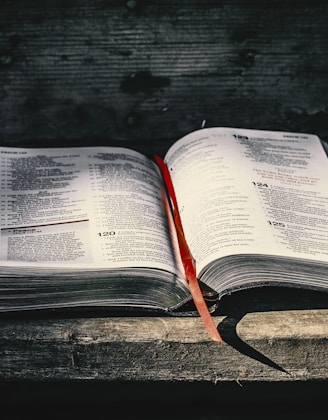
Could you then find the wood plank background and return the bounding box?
[0,0,327,153]
[1,309,328,381]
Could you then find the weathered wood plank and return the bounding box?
[0,0,327,153]
[1,310,327,382]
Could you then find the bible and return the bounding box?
[1,127,327,332]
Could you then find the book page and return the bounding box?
[0,146,182,275]
[164,128,328,274]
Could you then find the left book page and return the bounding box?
[0,146,183,276]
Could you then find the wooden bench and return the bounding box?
[0,1,327,416]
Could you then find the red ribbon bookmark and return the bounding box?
[153,155,222,343]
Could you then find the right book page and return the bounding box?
[164,127,328,285]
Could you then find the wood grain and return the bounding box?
[1,310,327,382]
[0,0,327,154]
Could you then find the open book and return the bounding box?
[1,127,328,318]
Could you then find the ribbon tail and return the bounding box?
[184,259,223,343]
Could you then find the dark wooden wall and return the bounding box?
[1,0,327,155]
